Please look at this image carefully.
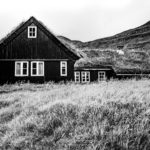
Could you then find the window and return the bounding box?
[74,72,80,83]
[31,61,44,76]
[28,26,37,38]
[81,72,90,83]
[98,71,106,81]
[60,61,67,76]
[15,61,28,76]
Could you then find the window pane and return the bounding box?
[16,63,21,70]
[32,63,36,68]
[62,68,66,74]
[33,69,36,75]
[76,76,80,82]
[82,72,86,82]
[39,63,43,75]
[16,63,21,75]
[61,61,67,76]
[62,63,65,67]
[75,72,80,82]
[23,69,27,75]
[31,62,44,76]
[82,72,90,82]
[98,72,105,81]
[86,73,90,81]
[15,62,28,76]
[28,26,37,38]
[23,63,27,69]
[76,73,78,76]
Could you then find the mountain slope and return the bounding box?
[58,21,150,72]
[58,20,150,50]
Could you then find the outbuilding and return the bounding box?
[74,61,115,83]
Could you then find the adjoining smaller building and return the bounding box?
[74,60,115,83]
[74,57,150,83]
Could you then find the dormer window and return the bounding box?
[28,26,37,38]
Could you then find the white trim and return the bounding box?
[15,61,29,77]
[81,71,90,83]
[31,61,44,76]
[74,71,80,83]
[98,71,106,81]
[28,26,37,38]
[60,61,67,76]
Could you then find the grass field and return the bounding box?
[0,79,150,150]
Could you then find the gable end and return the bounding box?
[0,16,80,60]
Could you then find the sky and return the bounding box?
[0,0,150,42]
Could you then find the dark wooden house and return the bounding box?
[74,60,115,83]
[0,17,80,83]
[74,62,150,83]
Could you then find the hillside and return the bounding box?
[58,21,150,71]
[58,21,150,50]
[1,80,150,149]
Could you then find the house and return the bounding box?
[74,60,115,83]
[0,17,80,84]
[74,58,150,83]
[74,66,115,83]
[74,63,150,83]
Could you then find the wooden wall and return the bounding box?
[0,60,75,84]
[0,25,72,60]
[0,18,78,83]
[75,69,115,82]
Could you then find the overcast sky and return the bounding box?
[0,0,150,42]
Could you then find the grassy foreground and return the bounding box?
[0,80,150,149]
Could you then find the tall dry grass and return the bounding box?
[0,79,150,149]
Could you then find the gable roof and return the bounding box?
[0,16,80,60]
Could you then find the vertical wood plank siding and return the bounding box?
[0,28,72,59]
[74,69,115,82]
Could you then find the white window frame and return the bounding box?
[74,72,80,83]
[28,26,37,38]
[60,61,67,76]
[15,61,29,77]
[81,71,90,83]
[31,61,44,76]
[98,71,106,81]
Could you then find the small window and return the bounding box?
[31,61,44,76]
[28,26,37,38]
[60,61,67,76]
[98,71,106,81]
[74,72,80,83]
[81,71,90,83]
[15,61,28,76]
